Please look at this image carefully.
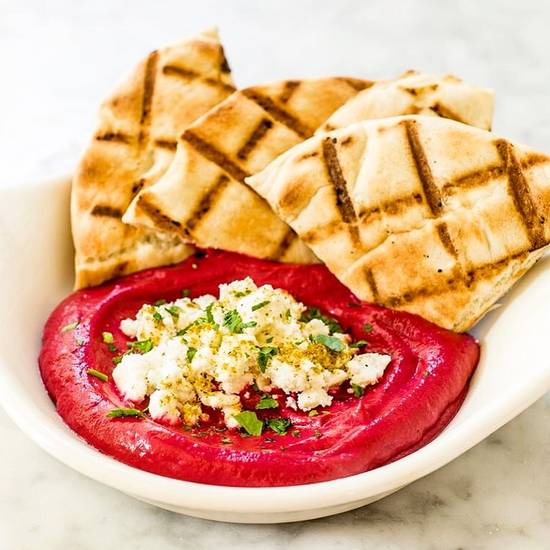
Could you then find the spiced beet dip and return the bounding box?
[39,250,479,487]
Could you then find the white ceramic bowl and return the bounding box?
[0,175,549,524]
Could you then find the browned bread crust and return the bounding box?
[318,70,494,133]
[72,29,235,288]
[123,77,374,263]
[247,115,550,331]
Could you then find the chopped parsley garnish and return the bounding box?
[308,409,319,417]
[61,321,78,333]
[291,430,301,437]
[251,300,270,311]
[234,411,263,436]
[107,343,117,353]
[300,307,342,334]
[351,384,364,397]
[165,305,181,318]
[127,339,153,354]
[283,309,291,321]
[267,417,291,435]
[182,288,190,298]
[265,336,274,343]
[86,368,108,382]
[154,299,167,306]
[186,347,197,362]
[153,311,163,322]
[257,346,278,373]
[363,323,374,333]
[106,407,144,418]
[350,339,368,348]
[233,290,250,298]
[112,355,123,365]
[102,331,114,344]
[205,302,216,325]
[311,334,345,352]
[256,395,279,410]
[223,309,256,333]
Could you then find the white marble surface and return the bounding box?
[1,0,549,548]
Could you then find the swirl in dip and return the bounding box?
[39,250,479,487]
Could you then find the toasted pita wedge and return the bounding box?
[246,115,550,331]
[123,77,373,263]
[72,29,235,288]
[318,70,494,133]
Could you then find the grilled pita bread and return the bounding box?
[72,28,235,288]
[318,70,494,133]
[123,77,374,263]
[246,115,550,332]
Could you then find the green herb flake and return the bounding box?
[234,411,263,436]
[300,307,342,334]
[311,334,345,352]
[87,369,109,382]
[154,299,167,306]
[257,346,278,373]
[165,305,181,318]
[186,347,197,363]
[221,437,232,445]
[112,355,123,365]
[182,288,191,298]
[61,321,79,333]
[153,311,163,322]
[350,339,368,349]
[351,384,364,397]
[106,407,144,419]
[308,409,319,417]
[268,417,291,435]
[101,331,114,344]
[363,323,374,333]
[222,309,255,333]
[127,339,153,354]
[107,343,117,353]
[251,300,270,311]
[283,309,291,321]
[291,430,301,438]
[256,395,279,410]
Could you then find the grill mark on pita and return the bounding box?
[91,205,123,218]
[95,132,132,144]
[442,165,505,193]
[182,130,249,181]
[137,50,159,145]
[131,179,145,197]
[154,139,178,151]
[339,77,373,92]
[364,268,380,302]
[242,89,312,138]
[219,47,231,73]
[430,102,467,125]
[436,222,459,258]
[322,137,361,244]
[271,228,299,260]
[385,251,529,308]
[140,51,158,126]
[404,120,444,217]
[163,65,236,92]
[496,140,545,249]
[237,118,273,160]
[279,81,301,103]
[521,152,550,170]
[136,196,184,235]
[185,174,231,232]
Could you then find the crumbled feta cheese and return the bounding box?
[112,277,392,429]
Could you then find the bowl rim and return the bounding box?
[1,175,549,515]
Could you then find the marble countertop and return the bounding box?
[1,0,549,548]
